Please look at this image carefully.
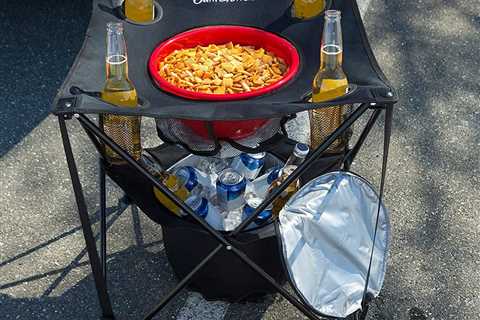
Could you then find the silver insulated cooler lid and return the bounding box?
[278,171,390,318]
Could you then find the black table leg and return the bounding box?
[98,115,108,283]
[58,116,114,319]
[99,160,108,283]
[344,107,383,169]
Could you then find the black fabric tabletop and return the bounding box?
[52,0,397,120]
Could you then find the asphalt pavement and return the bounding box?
[1,0,479,319]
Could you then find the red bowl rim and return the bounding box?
[148,25,301,101]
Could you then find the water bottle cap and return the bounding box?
[248,152,267,160]
[294,143,310,157]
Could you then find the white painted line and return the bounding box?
[358,0,372,18]
[175,292,229,320]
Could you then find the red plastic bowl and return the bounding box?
[148,25,300,139]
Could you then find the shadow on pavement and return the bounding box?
[0,0,90,157]
[0,245,186,320]
[0,198,185,320]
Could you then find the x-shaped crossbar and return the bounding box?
[57,102,393,320]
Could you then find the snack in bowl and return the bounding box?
[157,42,288,94]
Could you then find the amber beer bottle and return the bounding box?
[125,0,154,23]
[269,143,310,217]
[291,0,326,20]
[310,10,349,152]
[101,22,141,165]
[141,152,189,217]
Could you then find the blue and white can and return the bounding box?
[242,195,273,226]
[231,152,266,181]
[216,168,247,211]
[185,195,209,219]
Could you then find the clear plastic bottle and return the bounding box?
[174,166,212,197]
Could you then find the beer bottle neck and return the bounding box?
[320,46,343,71]
[106,23,130,80]
[106,55,130,80]
[284,152,306,168]
[320,11,343,71]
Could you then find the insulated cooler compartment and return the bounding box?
[105,140,346,300]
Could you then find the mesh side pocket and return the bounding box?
[309,104,352,153]
[102,114,142,163]
[155,118,285,158]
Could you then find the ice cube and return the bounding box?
[222,207,244,231]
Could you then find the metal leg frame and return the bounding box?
[58,102,391,320]
[58,117,114,319]
[98,116,108,283]
[359,103,394,320]
[344,108,383,170]
[99,161,108,283]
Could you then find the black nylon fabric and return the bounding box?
[52,0,396,120]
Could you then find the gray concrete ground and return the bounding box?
[1,0,479,319]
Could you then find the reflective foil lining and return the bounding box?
[278,171,390,318]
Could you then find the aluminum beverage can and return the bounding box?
[231,152,266,181]
[242,195,273,225]
[185,195,209,219]
[216,168,247,211]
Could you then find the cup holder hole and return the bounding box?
[120,0,163,26]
